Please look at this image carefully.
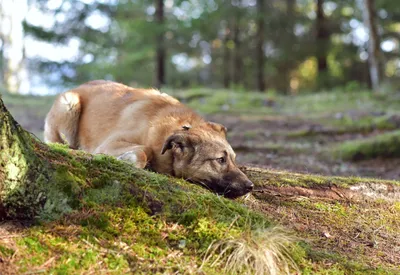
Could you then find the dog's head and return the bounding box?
[161,122,253,198]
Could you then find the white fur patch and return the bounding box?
[43,120,51,143]
[146,89,179,103]
[60,92,80,111]
[117,151,137,163]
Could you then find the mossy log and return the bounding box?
[2,94,400,220]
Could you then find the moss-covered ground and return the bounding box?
[1,88,400,274]
[1,143,399,274]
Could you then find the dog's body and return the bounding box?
[45,80,253,198]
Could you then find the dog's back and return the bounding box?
[44,80,191,152]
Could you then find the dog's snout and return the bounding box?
[245,180,254,192]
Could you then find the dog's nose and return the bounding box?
[245,181,254,192]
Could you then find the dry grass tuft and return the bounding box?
[202,226,298,275]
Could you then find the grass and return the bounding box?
[202,227,298,275]
[335,130,400,160]
[177,88,275,114]
[166,87,400,117]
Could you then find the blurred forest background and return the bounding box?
[2,2,400,273]
[1,0,400,180]
[0,0,399,94]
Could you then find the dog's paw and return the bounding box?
[117,151,147,169]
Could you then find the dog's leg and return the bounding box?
[44,91,81,148]
[44,119,64,144]
[94,138,152,169]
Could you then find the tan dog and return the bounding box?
[44,80,253,198]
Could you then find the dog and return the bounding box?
[44,80,253,198]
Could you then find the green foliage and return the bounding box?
[21,0,400,91]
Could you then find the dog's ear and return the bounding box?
[161,134,187,155]
[206,122,227,137]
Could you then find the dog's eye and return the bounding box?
[216,157,226,164]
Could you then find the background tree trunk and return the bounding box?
[0,0,29,94]
[316,0,330,86]
[232,1,242,88]
[284,0,296,94]
[256,0,266,92]
[362,0,382,92]
[155,0,165,89]
[223,25,231,89]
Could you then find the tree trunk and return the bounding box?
[283,0,296,94]
[155,0,165,89]
[0,95,51,219]
[0,0,29,94]
[362,0,382,92]
[256,0,266,92]
[315,0,330,86]
[232,6,242,87]
[0,95,104,221]
[223,25,231,89]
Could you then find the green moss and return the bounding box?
[335,130,400,160]
[313,202,348,216]
[4,138,396,273]
[84,181,122,204]
[48,143,71,156]
[0,244,14,257]
[243,166,400,188]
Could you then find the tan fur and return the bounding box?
[45,80,253,198]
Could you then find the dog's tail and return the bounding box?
[44,91,82,149]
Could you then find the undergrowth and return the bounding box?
[335,130,400,160]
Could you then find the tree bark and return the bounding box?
[232,5,242,87]
[155,0,165,89]
[362,0,382,92]
[256,0,266,92]
[223,25,231,89]
[315,0,330,86]
[0,95,51,219]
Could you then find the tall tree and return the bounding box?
[256,0,266,92]
[362,0,382,91]
[232,1,243,87]
[315,0,330,85]
[155,0,165,89]
[282,0,296,93]
[0,0,29,94]
[223,23,231,88]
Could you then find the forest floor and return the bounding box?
[4,88,400,180]
[1,88,400,274]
